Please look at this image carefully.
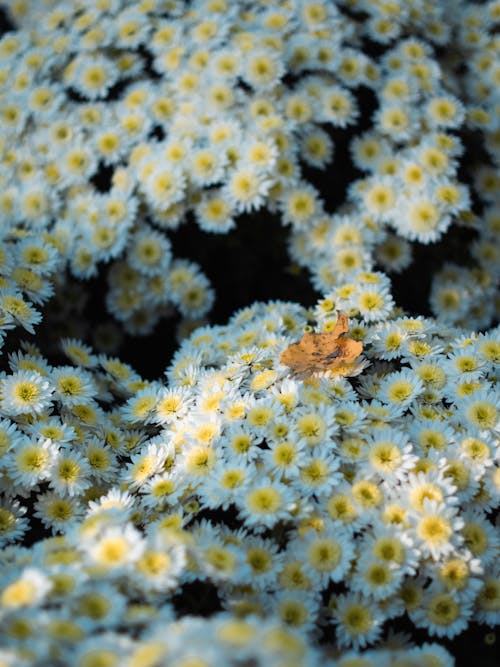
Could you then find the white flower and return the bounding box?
[130,536,186,592]
[378,368,424,408]
[84,523,145,571]
[351,552,404,601]
[153,386,194,424]
[410,585,472,638]
[410,500,464,561]
[0,568,52,609]
[48,451,92,497]
[33,491,84,533]
[332,593,383,649]
[123,442,172,490]
[293,524,355,587]
[224,166,271,213]
[6,437,59,487]
[238,477,295,530]
[51,366,97,407]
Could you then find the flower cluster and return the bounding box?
[0,227,64,351]
[0,295,498,663]
[427,2,500,328]
[0,1,498,665]
[0,0,496,334]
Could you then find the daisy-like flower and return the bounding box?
[34,491,84,533]
[221,423,261,463]
[456,430,495,474]
[245,398,281,435]
[6,437,59,487]
[300,128,334,169]
[369,322,409,360]
[128,228,172,277]
[401,336,443,368]
[351,552,404,601]
[0,568,52,610]
[280,183,321,228]
[272,589,320,634]
[333,401,368,433]
[320,85,358,127]
[70,54,119,100]
[410,585,472,638]
[458,388,500,433]
[50,366,96,407]
[153,386,194,425]
[0,498,29,547]
[375,103,417,141]
[433,180,470,216]
[197,532,247,584]
[403,469,458,513]
[378,368,424,408]
[123,442,172,490]
[474,565,500,626]
[361,522,419,576]
[475,331,500,367]
[408,419,454,456]
[425,95,465,130]
[121,386,159,424]
[83,523,145,572]
[433,550,484,597]
[295,447,342,498]
[461,510,500,567]
[375,233,412,273]
[397,194,452,243]
[0,419,23,456]
[200,460,252,510]
[71,582,127,630]
[139,471,185,509]
[142,164,186,209]
[115,9,150,48]
[224,165,271,213]
[83,439,118,483]
[332,592,383,649]
[429,279,469,323]
[409,643,455,667]
[189,147,228,187]
[242,535,283,590]
[355,283,395,323]
[238,477,295,530]
[71,634,130,667]
[261,438,306,479]
[243,49,284,89]
[176,274,215,319]
[60,338,99,368]
[292,524,355,587]
[48,450,92,497]
[410,500,464,561]
[130,536,186,593]
[292,405,338,448]
[362,177,397,222]
[362,427,417,482]
[26,418,76,447]
[195,191,236,234]
[0,371,53,416]
[86,488,136,520]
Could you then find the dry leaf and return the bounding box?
[280,313,363,376]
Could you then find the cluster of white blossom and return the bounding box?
[0,0,496,334]
[0,294,498,664]
[0,0,499,665]
[427,1,500,329]
[287,11,500,330]
[0,226,65,350]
